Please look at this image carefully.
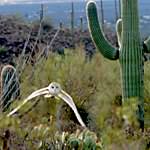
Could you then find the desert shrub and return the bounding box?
[0,47,7,54]
[144,62,150,128]
[12,13,26,23]
[31,16,53,32]
[19,47,121,128]
[0,47,149,149]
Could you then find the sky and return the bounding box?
[0,0,101,5]
[0,0,86,4]
[0,0,130,5]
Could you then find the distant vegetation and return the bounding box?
[0,47,7,54]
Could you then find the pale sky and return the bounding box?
[0,0,112,5]
[0,0,80,4]
[0,0,91,4]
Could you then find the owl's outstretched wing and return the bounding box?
[58,90,86,127]
[7,87,49,117]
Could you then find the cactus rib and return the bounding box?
[86,1,119,60]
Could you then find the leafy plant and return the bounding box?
[0,47,7,54]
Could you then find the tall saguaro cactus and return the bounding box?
[86,0,150,128]
[0,65,20,111]
[40,4,44,22]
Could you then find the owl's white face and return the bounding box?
[48,82,61,95]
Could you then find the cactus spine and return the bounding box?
[86,0,150,127]
[0,65,20,111]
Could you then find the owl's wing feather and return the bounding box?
[7,87,49,117]
[58,90,86,127]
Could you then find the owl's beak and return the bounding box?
[7,87,49,117]
[57,90,86,127]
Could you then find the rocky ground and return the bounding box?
[0,15,118,65]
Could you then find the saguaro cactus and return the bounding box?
[118,0,121,18]
[100,0,104,29]
[40,4,44,22]
[71,2,75,36]
[86,0,150,128]
[0,65,20,111]
[114,0,118,21]
[80,16,83,32]
[70,2,75,47]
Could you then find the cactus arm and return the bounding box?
[116,19,122,48]
[86,1,119,60]
[144,36,150,53]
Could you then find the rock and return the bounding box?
[0,37,7,45]
[0,15,118,64]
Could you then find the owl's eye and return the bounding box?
[51,86,54,89]
[56,86,58,89]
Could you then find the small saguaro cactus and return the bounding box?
[71,2,75,44]
[0,65,20,111]
[59,21,63,29]
[86,0,150,128]
[114,0,118,21]
[40,4,44,22]
[71,2,75,36]
[80,16,83,32]
[100,0,104,29]
[118,0,121,18]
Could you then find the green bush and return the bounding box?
[31,16,53,32]
[0,47,149,149]
[0,47,7,54]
